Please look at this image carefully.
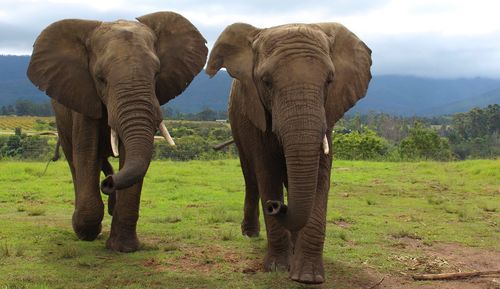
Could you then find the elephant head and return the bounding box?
[28,12,207,193]
[207,23,371,232]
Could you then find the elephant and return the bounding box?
[206,23,371,283]
[27,11,207,252]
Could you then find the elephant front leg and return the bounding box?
[257,164,291,272]
[262,206,292,272]
[289,153,331,284]
[106,180,142,252]
[70,117,105,241]
[106,150,142,252]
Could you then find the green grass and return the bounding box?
[0,159,499,288]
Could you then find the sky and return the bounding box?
[0,0,499,78]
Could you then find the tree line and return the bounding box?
[1,100,229,121]
[334,104,499,160]
[1,102,498,161]
[1,99,53,116]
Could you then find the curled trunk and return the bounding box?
[275,138,321,232]
[101,81,158,194]
[268,88,325,232]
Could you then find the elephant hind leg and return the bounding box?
[242,181,260,237]
[107,192,116,216]
[238,150,260,237]
[101,158,116,216]
[101,158,114,176]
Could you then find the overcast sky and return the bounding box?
[1,0,499,78]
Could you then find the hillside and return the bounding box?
[353,75,500,115]
[1,55,499,115]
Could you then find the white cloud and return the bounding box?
[0,0,498,77]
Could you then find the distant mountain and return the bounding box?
[424,87,500,115]
[352,75,500,115]
[1,55,499,116]
[168,70,232,113]
[0,55,45,106]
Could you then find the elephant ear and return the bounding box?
[206,23,267,132]
[137,12,208,105]
[316,23,372,127]
[27,19,103,119]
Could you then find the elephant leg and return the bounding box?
[256,156,291,272]
[107,191,116,217]
[239,152,260,237]
[106,149,141,252]
[70,115,104,241]
[289,148,332,284]
[101,159,116,216]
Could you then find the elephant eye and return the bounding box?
[96,74,107,85]
[326,71,334,85]
[261,74,273,90]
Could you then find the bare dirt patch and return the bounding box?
[368,239,500,289]
[334,220,352,229]
[141,244,260,275]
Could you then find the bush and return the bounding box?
[154,135,237,161]
[399,123,452,161]
[333,128,390,160]
[0,129,53,160]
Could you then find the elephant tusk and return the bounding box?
[111,129,119,157]
[322,135,329,155]
[159,121,175,146]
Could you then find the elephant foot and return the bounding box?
[289,256,325,284]
[241,220,260,237]
[264,250,290,272]
[106,235,139,253]
[73,222,102,241]
[72,212,102,241]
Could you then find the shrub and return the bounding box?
[0,129,52,160]
[399,122,452,161]
[333,128,390,160]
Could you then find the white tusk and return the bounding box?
[111,129,119,157]
[322,135,329,155]
[159,121,175,146]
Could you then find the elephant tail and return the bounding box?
[41,135,60,176]
[51,138,61,162]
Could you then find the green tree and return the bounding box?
[333,128,390,160]
[399,122,452,161]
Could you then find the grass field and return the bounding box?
[0,159,498,288]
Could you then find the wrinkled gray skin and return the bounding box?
[27,12,207,252]
[207,23,371,283]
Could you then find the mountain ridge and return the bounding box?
[1,55,499,116]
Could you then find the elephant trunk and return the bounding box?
[266,87,326,232]
[101,80,159,194]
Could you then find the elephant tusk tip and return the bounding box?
[159,121,176,146]
[111,129,119,157]
[322,135,329,155]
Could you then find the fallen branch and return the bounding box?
[412,270,500,281]
[212,138,235,151]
